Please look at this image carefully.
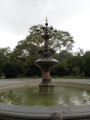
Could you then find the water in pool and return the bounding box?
[0,86,90,106]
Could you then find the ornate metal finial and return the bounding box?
[45,16,48,23]
[37,18,57,58]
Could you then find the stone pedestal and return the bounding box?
[39,83,54,94]
[39,71,54,94]
[35,58,59,94]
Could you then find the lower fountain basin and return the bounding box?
[0,85,90,106]
[0,79,90,120]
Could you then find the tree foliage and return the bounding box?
[0,47,11,77]
[15,24,74,57]
[0,24,90,78]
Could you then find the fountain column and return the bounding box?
[35,17,59,94]
[42,71,51,82]
[39,68,54,94]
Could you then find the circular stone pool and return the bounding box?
[0,86,90,106]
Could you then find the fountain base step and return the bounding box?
[39,82,54,94]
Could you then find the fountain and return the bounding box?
[35,17,59,94]
[0,18,90,120]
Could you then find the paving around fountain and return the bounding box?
[0,78,90,89]
[0,78,90,90]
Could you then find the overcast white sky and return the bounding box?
[0,0,90,52]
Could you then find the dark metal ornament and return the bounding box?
[37,17,57,58]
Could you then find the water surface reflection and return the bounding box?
[0,86,90,106]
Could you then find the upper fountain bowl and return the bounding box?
[35,58,59,71]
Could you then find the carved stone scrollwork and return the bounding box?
[51,112,63,120]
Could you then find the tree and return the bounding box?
[59,50,72,58]
[1,24,74,78]
[0,47,11,77]
[67,55,85,76]
[84,51,90,77]
[15,24,74,57]
[51,59,68,76]
[11,24,74,77]
[75,48,84,56]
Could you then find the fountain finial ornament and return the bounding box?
[35,19,59,94]
[45,16,48,23]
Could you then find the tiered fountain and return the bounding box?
[35,18,59,94]
[0,18,90,120]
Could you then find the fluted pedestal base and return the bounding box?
[39,81,54,94]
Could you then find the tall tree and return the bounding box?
[15,24,74,57]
